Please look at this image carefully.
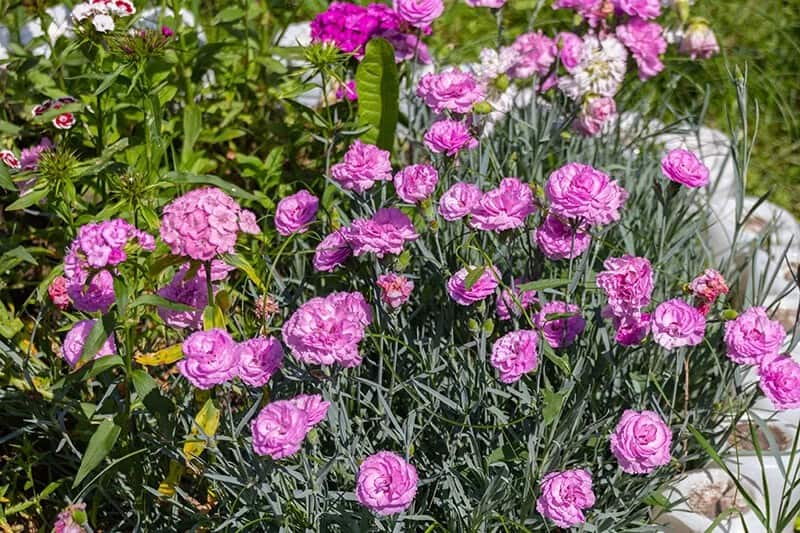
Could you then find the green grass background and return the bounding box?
[430,0,800,215]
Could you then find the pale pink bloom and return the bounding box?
[250,400,309,459]
[596,255,654,316]
[679,20,719,60]
[465,0,506,7]
[651,299,706,350]
[610,410,672,474]
[616,18,667,80]
[612,311,651,346]
[330,140,392,193]
[275,190,319,236]
[490,329,539,383]
[61,319,116,367]
[545,162,628,225]
[535,300,586,348]
[237,336,284,387]
[575,95,616,136]
[556,32,584,71]
[376,273,414,308]
[313,230,352,272]
[394,0,443,28]
[178,329,240,389]
[509,31,556,79]
[289,393,331,427]
[438,182,482,221]
[758,353,800,410]
[344,208,419,258]
[470,178,535,232]
[661,148,710,188]
[613,0,661,19]
[534,214,591,260]
[447,265,500,306]
[553,0,612,27]
[424,119,478,156]
[356,451,418,515]
[724,307,786,365]
[394,164,438,203]
[48,275,71,310]
[536,469,596,528]
[416,68,485,114]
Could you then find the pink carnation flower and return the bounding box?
[689,268,728,315]
[613,0,660,19]
[616,18,666,80]
[313,230,352,272]
[416,68,485,115]
[61,319,116,367]
[545,162,628,225]
[610,409,672,474]
[438,182,482,221]
[680,20,720,60]
[394,0,443,29]
[376,273,414,308]
[157,261,233,330]
[724,307,786,365]
[160,187,260,261]
[534,214,591,260]
[67,270,116,314]
[237,336,284,387]
[330,140,393,193]
[509,31,556,79]
[661,148,710,188]
[596,255,654,316]
[490,329,539,383]
[275,190,319,236]
[282,291,372,367]
[651,299,706,350]
[53,502,88,533]
[356,451,418,516]
[394,164,439,203]
[177,329,240,389]
[250,400,310,459]
[535,300,586,348]
[758,353,800,410]
[345,208,419,258]
[553,0,612,27]
[496,280,537,321]
[424,119,478,156]
[289,393,331,428]
[48,275,71,310]
[612,311,651,346]
[556,32,584,71]
[470,177,536,232]
[447,265,500,306]
[575,95,617,136]
[536,469,596,529]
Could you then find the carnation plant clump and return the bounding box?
[1,0,798,531]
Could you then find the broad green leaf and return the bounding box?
[540,343,571,375]
[78,314,116,365]
[163,172,257,201]
[213,6,245,24]
[94,64,126,95]
[158,460,185,497]
[73,418,121,488]
[202,305,226,330]
[181,105,202,169]
[113,276,129,317]
[184,399,220,463]
[135,344,183,366]
[0,165,15,190]
[5,186,50,211]
[130,294,194,312]
[355,38,399,151]
[542,388,567,426]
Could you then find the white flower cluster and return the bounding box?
[557,35,628,101]
[72,0,136,33]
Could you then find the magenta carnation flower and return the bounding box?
[275,190,319,236]
[496,280,537,321]
[438,182,482,221]
[250,400,310,459]
[394,0,443,28]
[535,300,586,348]
[689,268,729,315]
[490,330,539,383]
[651,299,706,350]
[313,230,352,272]
[237,336,284,387]
[536,469,596,529]
[680,20,719,60]
[575,95,617,136]
[470,177,536,232]
[416,68,485,115]
[556,32,584,71]
[758,353,800,410]
[330,140,393,193]
[660,148,710,188]
[289,393,331,428]
[394,164,439,203]
[447,266,500,306]
[724,307,786,365]
[534,214,591,260]
[613,0,660,19]
[616,18,666,80]
[596,255,654,316]
[177,329,240,389]
[310,2,398,57]
[610,409,672,474]
[424,120,478,156]
[67,270,115,314]
[356,451,418,516]
[545,163,628,225]
[612,312,651,346]
[282,291,372,367]
[344,208,419,258]
[376,272,414,308]
[157,260,232,330]
[160,187,259,261]
[61,319,116,367]
[509,31,557,79]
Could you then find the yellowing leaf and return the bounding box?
[135,344,183,366]
[183,399,220,463]
[202,305,225,330]
[157,459,185,497]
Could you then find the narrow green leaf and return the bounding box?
[517,278,571,292]
[163,172,257,201]
[5,186,50,211]
[463,266,486,290]
[130,294,194,312]
[181,105,202,168]
[93,64,126,95]
[355,38,399,151]
[213,6,245,24]
[542,388,567,426]
[540,342,571,375]
[73,418,121,488]
[223,254,265,290]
